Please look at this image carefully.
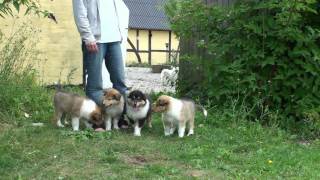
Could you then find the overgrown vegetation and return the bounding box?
[1,103,320,179]
[0,25,52,126]
[0,0,320,178]
[166,0,320,137]
[0,0,56,22]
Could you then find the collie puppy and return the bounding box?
[152,95,207,138]
[102,88,125,131]
[126,90,152,136]
[53,91,103,131]
[160,67,178,86]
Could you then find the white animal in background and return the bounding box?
[160,67,179,86]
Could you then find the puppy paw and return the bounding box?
[120,125,129,129]
[57,123,64,128]
[134,126,141,136]
[164,132,171,136]
[187,130,194,136]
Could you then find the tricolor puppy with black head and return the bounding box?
[152,95,207,138]
[126,90,152,136]
[102,88,125,130]
[53,90,103,131]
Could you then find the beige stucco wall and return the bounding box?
[126,30,179,65]
[0,1,179,85]
[0,0,83,84]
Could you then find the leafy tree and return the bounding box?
[0,0,56,22]
[166,0,320,134]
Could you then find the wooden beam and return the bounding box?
[127,49,177,53]
[169,31,172,62]
[127,38,142,63]
[148,30,152,65]
[136,29,139,51]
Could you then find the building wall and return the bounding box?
[1,0,83,85]
[0,1,179,85]
[126,29,179,65]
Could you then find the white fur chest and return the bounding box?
[80,99,97,119]
[105,106,123,117]
[164,98,183,122]
[126,100,150,121]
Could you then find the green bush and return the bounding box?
[166,0,320,135]
[0,26,52,126]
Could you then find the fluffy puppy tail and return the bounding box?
[196,105,208,118]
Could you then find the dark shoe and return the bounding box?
[118,114,129,129]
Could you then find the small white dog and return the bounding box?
[160,66,179,86]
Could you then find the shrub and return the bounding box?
[0,25,52,126]
[166,0,320,135]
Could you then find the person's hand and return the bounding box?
[86,42,98,53]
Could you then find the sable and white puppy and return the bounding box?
[102,88,125,131]
[53,91,103,131]
[126,90,152,136]
[160,67,179,86]
[152,95,207,138]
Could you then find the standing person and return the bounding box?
[72,0,127,105]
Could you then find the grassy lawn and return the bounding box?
[1,95,320,179]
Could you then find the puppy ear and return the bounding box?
[103,89,108,96]
[158,99,168,106]
[151,103,157,112]
[125,90,132,99]
[114,94,122,101]
[126,90,131,95]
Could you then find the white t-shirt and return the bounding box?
[99,0,122,43]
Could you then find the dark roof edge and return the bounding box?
[128,27,172,31]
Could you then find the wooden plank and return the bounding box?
[136,29,139,51]
[169,30,172,63]
[148,30,152,65]
[127,49,177,53]
[127,38,142,63]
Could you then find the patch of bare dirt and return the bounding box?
[122,155,149,166]
[0,122,13,132]
[187,170,207,177]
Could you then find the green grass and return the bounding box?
[1,89,320,179]
[2,24,320,179]
[0,73,319,179]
